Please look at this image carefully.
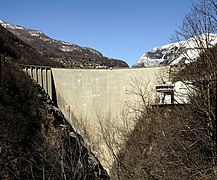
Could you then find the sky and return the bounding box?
[0,0,200,67]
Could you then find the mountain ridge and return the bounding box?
[133,34,217,68]
[0,20,128,68]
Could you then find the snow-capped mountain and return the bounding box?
[133,34,217,68]
[0,20,128,68]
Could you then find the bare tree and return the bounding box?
[171,0,217,177]
[99,1,217,179]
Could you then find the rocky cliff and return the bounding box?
[133,34,217,68]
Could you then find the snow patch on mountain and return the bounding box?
[0,20,24,30]
[30,33,40,37]
[83,47,103,57]
[29,30,43,37]
[61,45,81,52]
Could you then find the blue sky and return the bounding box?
[0,0,200,67]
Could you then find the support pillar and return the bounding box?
[26,67,31,77]
[32,68,38,82]
[42,68,47,93]
[38,68,43,88]
[47,69,52,99]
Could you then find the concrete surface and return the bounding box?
[51,67,168,131]
[23,65,169,171]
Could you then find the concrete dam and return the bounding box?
[23,65,168,169]
[23,66,167,131]
[23,66,168,129]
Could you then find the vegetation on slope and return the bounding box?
[105,1,217,179]
[0,60,109,179]
[111,106,215,179]
[0,14,115,180]
[0,24,62,67]
[107,45,217,179]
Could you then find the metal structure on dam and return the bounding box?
[22,66,168,134]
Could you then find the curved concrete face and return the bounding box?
[51,67,169,131]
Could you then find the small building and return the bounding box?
[154,81,190,105]
[156,81,174,104]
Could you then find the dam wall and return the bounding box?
[23,65,169,170]
[22,65,168,132]
[51,67,168,132]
